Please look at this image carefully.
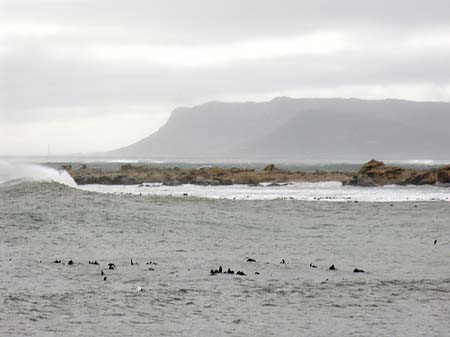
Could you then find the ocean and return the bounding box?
[1,161,449,336]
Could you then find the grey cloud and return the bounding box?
[1,0,450,126]
[2,0,450,45]
[2,45,450,123]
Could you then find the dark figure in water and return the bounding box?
[68,260,74,265]
[310,263,317,268]
[353,268,365,273]
[329,264,336,270]
[103,276,107,281]
[434,240,437,245]
[101,270,104,276]
[226,268,234,274]
[236,271,246,276]
[218,266,222,273]
[131,259,135,265]
[281,259,286,264]
[53,260,61,264]
[108,263,116,270]
[247,258,256,263]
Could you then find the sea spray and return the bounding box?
[78,181,450,202]
[0,160,77,187]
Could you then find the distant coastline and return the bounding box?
[66,159,450,187]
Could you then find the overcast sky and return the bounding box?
[1,0,450,155]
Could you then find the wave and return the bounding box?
[0,160,77,188]
[1,160,449,202]
[78,181,450,202]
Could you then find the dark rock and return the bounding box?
[163,178,182,186]
[263,164,276,172]
[359,159,385,174]
[437,165,450,184]
[405,171,436,185]
[355,174,377,187]
[112,175,139,185]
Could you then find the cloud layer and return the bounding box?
[1,0,450,155]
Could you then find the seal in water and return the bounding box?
[353,268,365,273]
[329,264,336,270]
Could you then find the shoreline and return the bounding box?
[65,159,450,187]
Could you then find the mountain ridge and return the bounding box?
[110,97,450,160]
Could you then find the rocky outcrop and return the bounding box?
[404,171,436,185]
[67,160,450,187]
[346,159,450,187]
[437,165,450,185]
[68,164,352,186]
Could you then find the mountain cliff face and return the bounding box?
[110,97,450,159]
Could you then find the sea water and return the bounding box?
[0,162,449,336]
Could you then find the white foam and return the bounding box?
[0,160,77,187]
[78,181,450,202]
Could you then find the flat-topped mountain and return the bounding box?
[110,97,450,160]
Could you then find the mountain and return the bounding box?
[110,97,450,160]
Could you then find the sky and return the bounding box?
[1,0,450,156]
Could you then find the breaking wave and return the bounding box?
[0,161,77,187]
[78,181,450,202]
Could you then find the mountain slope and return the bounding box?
[110,97,450,160]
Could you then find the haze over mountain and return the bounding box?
[110,97,450,160]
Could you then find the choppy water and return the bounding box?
[1,163,450,336]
